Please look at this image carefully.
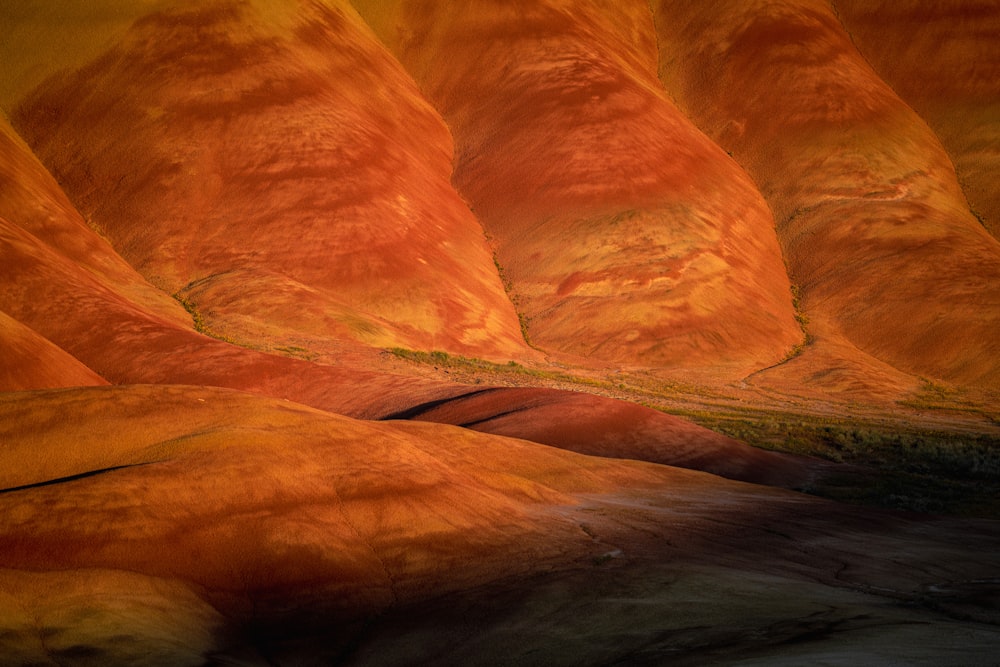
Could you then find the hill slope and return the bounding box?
[3,0,999,391]
[649,0,1000,391]
[1,2,1000,665]
[1,385,998,665]
[354,0,802,376]
[834,0,1000,241]
[4,0,528,360]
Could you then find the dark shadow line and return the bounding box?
[458,406,533,429]
[378,387,504,421]
[0,462,159,495]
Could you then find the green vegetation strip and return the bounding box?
[389,348,1000,519]
[387,348,608,388]
[664,408,1000,518]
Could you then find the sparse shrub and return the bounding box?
[171,293,242,346]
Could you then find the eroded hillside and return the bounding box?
[2,1,999,665]
[3,0,999,392]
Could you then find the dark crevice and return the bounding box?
[378,387,503,421]
[0,461,159,495]
[457,406,532,429]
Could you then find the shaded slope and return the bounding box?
[649,0,1000,390]
[0,309,105,390]
[0,113,189,329]
[3,0,528,360]
[353,0,801,376]
[2,385,999,665]
[391,386,818,488]
[0,384,672,660]
[833,0,1000,240]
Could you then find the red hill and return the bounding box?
[1,2,999,665]
[354,0,802,376]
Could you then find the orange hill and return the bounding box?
[354,0,802,377]
[2,0,998,393]
[834,0,1000,241]
[5,0,528,361]
[649,0,1000,391]
[0,111,463,416]
[391,386,817,488]
[2,2,1000,664]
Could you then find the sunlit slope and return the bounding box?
[650,0,1000,390]
[353,0,801,376]
[0,111,464,415]
[0,179,106,392]
[6,0,996,391]
[1,112,173,390]
[834,0,1000,241]
[0,201,458,417]
[1,99,821,482]
[2,0,528,360]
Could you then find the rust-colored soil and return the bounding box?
[834,0,1000,241]
[0,310,105,390]
[2,385,998,665]
[354,0,801,376]
[5,0,528,361]
[649,0,1000,390]
[392,386,818,488]
[1,1,999,665]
